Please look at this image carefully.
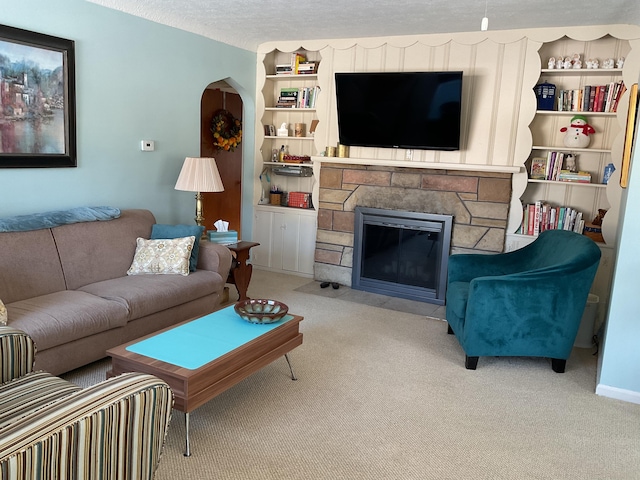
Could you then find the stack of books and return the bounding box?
[557,80,626,113]
[558,170,592,183]
[275,53,319,75]
[275,64,293,75]
[297,61,318,74]
[276,87,299,108]
[519,201,585,236]
[275,87,321,108]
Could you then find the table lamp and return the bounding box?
[174,157,224,231]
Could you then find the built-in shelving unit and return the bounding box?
[519,35,630,241]
[253,48,321,276]
[505,33,636,329]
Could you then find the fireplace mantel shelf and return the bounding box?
[311,156,520,173]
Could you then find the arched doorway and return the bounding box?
[200,81,243,237]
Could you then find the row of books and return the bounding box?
[557,81,626,113]
[275,53,318,75]
[530,152,588,182]
[519,201,585,236]
[275,86,320,109]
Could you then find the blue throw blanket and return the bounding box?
[0,206,121,232]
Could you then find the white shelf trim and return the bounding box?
[254,204,317,215]
[266,74,318,79]
[528,179,607,188]
[265,136,314,140]
[311,156,520,173]
[535,110,617,116]
[265,107,316,112]
[263,161,313,167]
[540,68,623,75]
[508,232,611,249]
[532,146,611,154]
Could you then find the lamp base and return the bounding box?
[194,192,208,240]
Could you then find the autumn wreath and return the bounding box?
[211,109,242,151]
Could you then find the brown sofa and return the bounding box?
[0,209,233,375]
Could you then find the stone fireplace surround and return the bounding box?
[314,162,513,287]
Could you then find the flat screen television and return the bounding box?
[335,71,463,151]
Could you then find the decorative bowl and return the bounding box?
[234,299,289,324]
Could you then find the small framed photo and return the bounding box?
[0,24,76,168]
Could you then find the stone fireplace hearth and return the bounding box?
[314,163,513,287]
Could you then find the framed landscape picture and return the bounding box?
[0,25,76,168]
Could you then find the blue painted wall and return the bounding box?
[599,121,640,400]
[1,0,256,229]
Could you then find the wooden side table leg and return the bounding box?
[232,249,253,301]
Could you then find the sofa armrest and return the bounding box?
[0,326,36,384]
[197,240,233,278]
[0,372,173,480]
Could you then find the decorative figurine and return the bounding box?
[548,57,556,69]
[617,57,625,68]
[563,56,573,69]
[560,115,595,149]
[564,154,577,173]
[556,57,564,69]
[602,58,615,69]
[586,58,599,69]
[571,53,582,69]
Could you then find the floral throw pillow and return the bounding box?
[127,236,195,276]
[0,299,7,326]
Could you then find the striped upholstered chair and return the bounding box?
[0,326,173,479]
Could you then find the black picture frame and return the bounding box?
[0,24,76,168]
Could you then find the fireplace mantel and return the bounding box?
[311,156,520,173]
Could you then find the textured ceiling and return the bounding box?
[86,0,640,51]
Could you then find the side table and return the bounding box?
[226,241,260,301]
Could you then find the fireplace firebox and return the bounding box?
[352,207,453,305]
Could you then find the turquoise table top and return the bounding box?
[126,305,294,370]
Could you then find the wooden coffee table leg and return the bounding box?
[284,353,297,381]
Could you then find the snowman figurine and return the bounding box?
[560,115,595,148]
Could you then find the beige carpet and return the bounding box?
[62,269,640,479]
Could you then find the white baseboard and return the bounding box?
[595,384,640,405]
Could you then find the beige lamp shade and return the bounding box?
[174,157,224,192]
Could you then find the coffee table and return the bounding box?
[106,304,303,456]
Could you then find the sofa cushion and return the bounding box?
[78,270,222,321]
[0,371,80,430]
[0,229,67,304]
[151,224,205,272]
[127,236,195,276]
[52,209,156,290]
[7,291,130,351]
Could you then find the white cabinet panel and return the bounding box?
[253,207,316,276]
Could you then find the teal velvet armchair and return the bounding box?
[445,229,601,372]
